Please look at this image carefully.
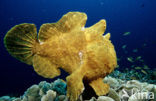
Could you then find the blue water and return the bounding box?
[0,0,156,96]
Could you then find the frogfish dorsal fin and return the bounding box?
[33,55,60,78]
[85,20,106,41]
[38,23,60,42]
[86,19,106,36]
[104,33,111,40]
[57,12,87,32]
[38,12,87,42]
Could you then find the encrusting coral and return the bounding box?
[41,90,56,101]
[4,12,117,101]
[0,77,155,101]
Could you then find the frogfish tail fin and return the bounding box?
[4,23,38,65]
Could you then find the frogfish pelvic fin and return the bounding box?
[4,12,117,101]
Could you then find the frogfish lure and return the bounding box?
[4,12,117,101]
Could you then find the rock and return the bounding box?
[41,90,56,101]
[13,98,21,101]
[1,78,156,101]
[128,91,155,101]
[39,81,52,95]
[97,96,114,101]
[89,97,96,101]
[52,79,67,95]
[55,95,67,101]
[144,84,154,92]
[108,88,120,101]
[0,96,16,101]
[23,85,41,101]
[103,77,120,90]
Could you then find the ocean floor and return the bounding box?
[0,75,156,101]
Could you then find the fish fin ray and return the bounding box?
[86,19,106,36]
[4,23,38,65]
[57,12,87,32]
[38,23,60,42]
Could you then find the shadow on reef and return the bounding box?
[82,80,98,100]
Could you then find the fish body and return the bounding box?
[127,57,134,63]
[36,30,86,73]
[136,56,142,61]
[135,66,142,70]
[133,49,138,53]
[143,65,149,69]
[122,45,127,49]
[141,70,148,75]
[4,12,117,101]
[123,32,131,36]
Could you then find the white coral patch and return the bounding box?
[41,90,56,101]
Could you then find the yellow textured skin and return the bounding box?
[33,12,117,101]
[4,12,117,101]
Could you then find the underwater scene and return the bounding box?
[0,0,156,101]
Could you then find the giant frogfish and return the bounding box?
[4,12,117,101]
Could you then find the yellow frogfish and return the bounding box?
[4,12,117,101]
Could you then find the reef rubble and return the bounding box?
[0,77,156,101]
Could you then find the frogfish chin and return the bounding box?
[4,12,117,101]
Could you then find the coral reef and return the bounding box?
[0,77,155,101]
[41,90,56,101]
[0,96,16,101]
[110,69,156,84]
[103,76,156,101]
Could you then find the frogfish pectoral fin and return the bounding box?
[33,55,60,78]
[4,23,38,65]
[89,78,110,96]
